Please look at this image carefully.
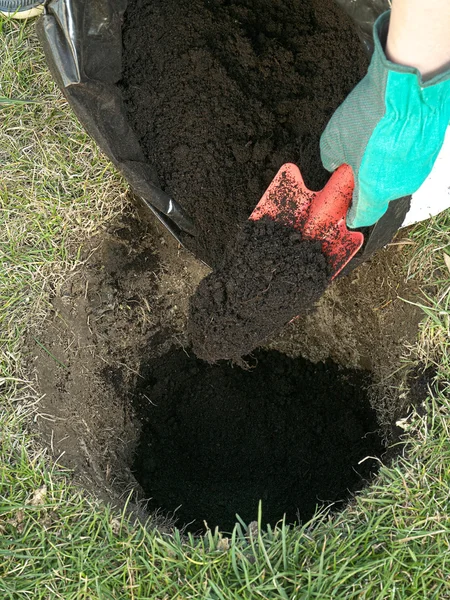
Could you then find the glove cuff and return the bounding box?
[373,11,450,87]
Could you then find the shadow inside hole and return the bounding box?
[131,349,384,533]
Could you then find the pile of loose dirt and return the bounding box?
[188,216,330,361]
[132,348,383,532]
[26,211,208,509]
[120,0,368,266]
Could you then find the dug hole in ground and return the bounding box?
[27,0,428,533]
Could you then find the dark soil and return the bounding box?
[132,348,383,532]
[27,212,424,532]
[120,0,368,266]
[189,217,330,361]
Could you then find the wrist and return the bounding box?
[386,41,450,81]
[372,13,450,87]
[385,2,450,80]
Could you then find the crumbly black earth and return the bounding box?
[120,0,368,266]
[132,348,384,533]
[188,217,330,362]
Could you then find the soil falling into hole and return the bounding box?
[188,217,330,362]
[131,349,383,533]
[188,217,331,362]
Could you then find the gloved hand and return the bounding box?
[320,11,450,229]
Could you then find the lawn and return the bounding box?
[1,16,450,600]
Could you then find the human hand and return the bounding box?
[320,11,450,229]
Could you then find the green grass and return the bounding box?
[405,215,450,376]
[0,18,126,374]
[2,393,450,599]
[2,15,450,600]
[0,97,36,105]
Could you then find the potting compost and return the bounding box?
[120,0,368,266]
[188,217,330,362]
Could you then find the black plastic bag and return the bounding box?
[36,0,196,240]
[37,0,408,265]
[336,0,391,53]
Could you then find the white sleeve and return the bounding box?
[401,125,450,227]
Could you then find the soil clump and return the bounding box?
[120,0,368,266]
[189,217,330,361]
[132,348,383,532]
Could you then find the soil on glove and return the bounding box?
[189,217,330,361]
[132,348,383,532]
[120,0,368,266]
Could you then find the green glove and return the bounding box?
[320,11,450,229]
